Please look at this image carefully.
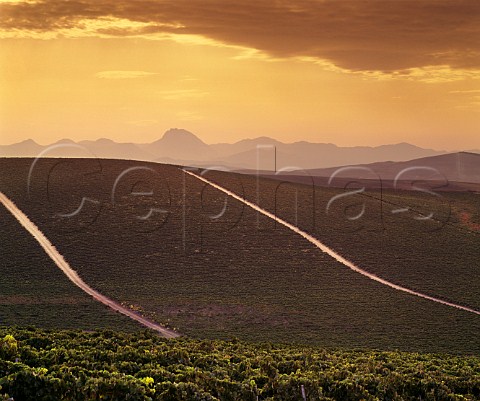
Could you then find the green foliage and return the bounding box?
[0,336,17,361]
[0,328,479,401]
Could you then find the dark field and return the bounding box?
[0,158,479,354]
[208,169,480,310]
[0,197,141,331]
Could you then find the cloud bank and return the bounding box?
[1,0,479,73]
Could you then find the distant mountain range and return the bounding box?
[3,128,470,171]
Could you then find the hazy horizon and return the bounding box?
[2,128,475,153]
[1,0,480,151]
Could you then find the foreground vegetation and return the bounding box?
[1,328,479,401]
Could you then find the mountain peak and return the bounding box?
[95,138,115,144]
[19,139,40,145]
[146,128,211,160]
[236,136,281,145]
[54,138,76,145]
[160,128,206,145]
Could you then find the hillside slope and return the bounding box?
[0,205,140,331]
[0,158,479,353]
[304,151,480,184]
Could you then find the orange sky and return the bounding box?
[0,0,479,150]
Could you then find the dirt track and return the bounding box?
[185,170,480,317]
[0,192,180,338]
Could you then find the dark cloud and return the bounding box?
[1,0,479,72]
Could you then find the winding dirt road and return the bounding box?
[0,192,180,338]
[185,170,480,316]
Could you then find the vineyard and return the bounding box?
[0,202,144,333]
[0,158,479,354]
[1,328,480,400]
[204,168,480,310]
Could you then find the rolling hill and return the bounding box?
[0,201,142,331]
[302,151,480,184]
[0,157,479,354]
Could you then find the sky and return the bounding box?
[0,0,479,150]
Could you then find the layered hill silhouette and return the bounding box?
[1,128,459,170]
[302,151,480,184]
[260,151,480,192]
